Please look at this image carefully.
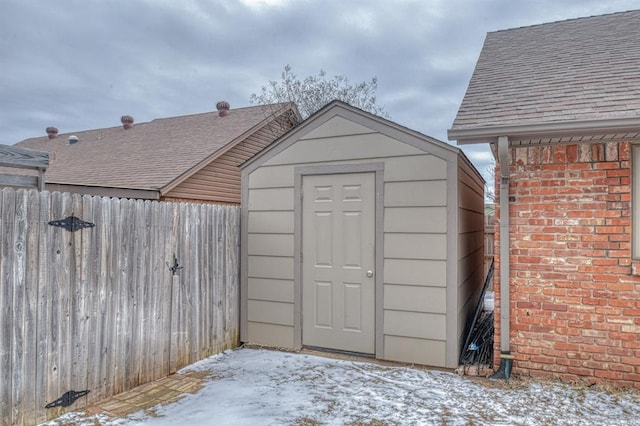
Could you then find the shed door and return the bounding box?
[302,172,375,354]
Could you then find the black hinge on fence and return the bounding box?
[49,215,95,232]
[45,389,90,408]
[168,255,183,275]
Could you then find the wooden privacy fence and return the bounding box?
[0,188,240,425]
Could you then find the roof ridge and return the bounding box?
[18,102,294,143]
[489,9,640,34]
[147,102,291,124]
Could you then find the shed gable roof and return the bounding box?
[242,100,460,173]
[449,10,640,144]
[16,103,297,193]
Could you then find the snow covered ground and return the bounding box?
[45,348,640,425]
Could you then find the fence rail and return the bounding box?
[0,188,240,425]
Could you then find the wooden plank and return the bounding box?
[108,197,124,395]
[0,188,15,426]
[0,144,49,169]
[179,202,191,367]
[16,189,40,424]
[70,192,90,409]
[102,197,117,398]
[119,198,134,392]
[229,206,241,348]
[79,194,94,404]
[58,193,74,414]
[128,199,143,388]
[11,190,27,425]
[159,202,174,377]
[168,203,181,374]
[43,190,66,419]
[0,173,39,188]
[27,213,42,420]
[86,195,106,404]
[199,204,210,357]
[215,206,225,353]
[169,274,180,374]
[138,200,153,384]
[147,200,163,381]
[34,190,51,424]
[186,204,198,364]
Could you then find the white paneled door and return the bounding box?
[302,172,375,354]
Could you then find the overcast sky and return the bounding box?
[1,0,638,180]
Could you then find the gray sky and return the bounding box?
[1,0,638,180]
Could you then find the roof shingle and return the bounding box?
[16,103,295,191]
[450,10,640,132]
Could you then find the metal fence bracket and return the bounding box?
[49,215,95,232]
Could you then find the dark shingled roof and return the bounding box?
[16,103,296,191]
[450,10,640,132]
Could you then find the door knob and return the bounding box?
[367,270,374,277]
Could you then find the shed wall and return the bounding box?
[244,116,453,366]
[456,156,486,347]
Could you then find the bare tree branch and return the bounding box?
[250,65,389,119]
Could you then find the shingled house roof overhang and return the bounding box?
[448,10,640,147]
[16,103,298,199]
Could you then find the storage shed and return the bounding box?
[240,101,484,368]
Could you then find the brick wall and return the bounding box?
[494,141,640,387]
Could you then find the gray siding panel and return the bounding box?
[248,256,294,280]
[384,336,446,367]
[384,259,447,287]
[384,285,446,314]
[248,188,295,211]
[384,233,447,260]
[247,278,294,303]
[247,322,294,348]
[384,180,447,207]
[248,211,294,234]
[384,155,447,182]
[248,234,294,257]
[248,165,295,189]
[263,133,423,166]
[384,207,447,233]
[384,311,446,341]
[247,300,294,326]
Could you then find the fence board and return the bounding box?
[20,189,39,425]
[0,189,240,424]
[11,190,26,425]
[1,189,15,426]
[85,195,103,405]
[34,190,50,424]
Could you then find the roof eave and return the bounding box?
[160,103,301,195]
[448,116,640,144]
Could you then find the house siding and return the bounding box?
[495,141,640,386]
[164,115,295,204]
[244,114,462,367]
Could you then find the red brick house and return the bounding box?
[448,10,640,386]
[15,102,299,204]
